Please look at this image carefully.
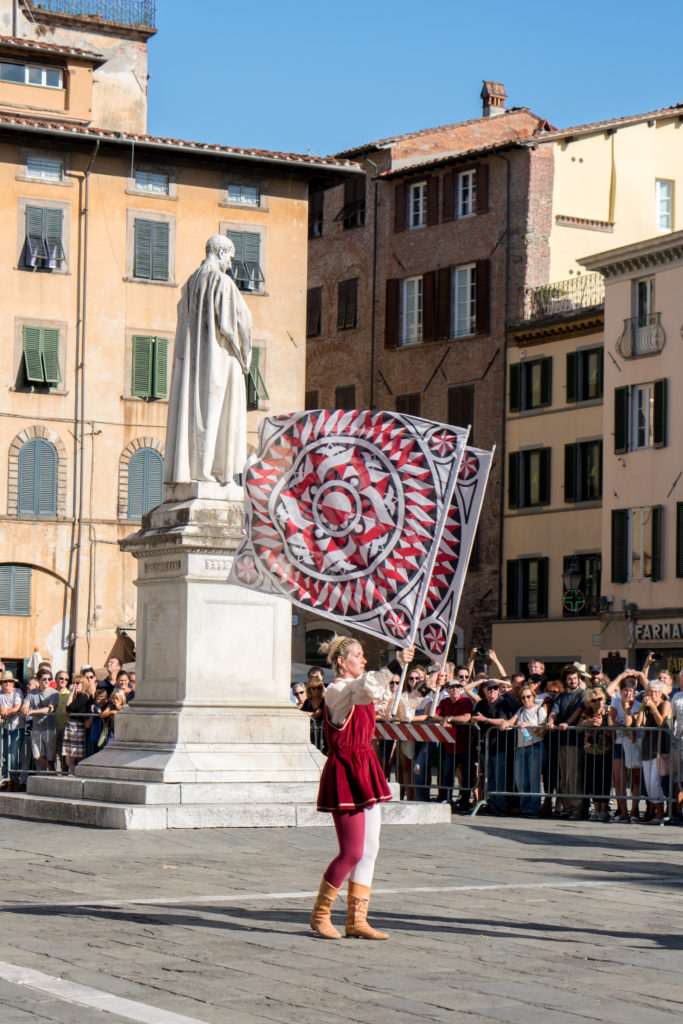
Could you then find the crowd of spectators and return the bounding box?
[0,656,135,790]
[293,649,683,826]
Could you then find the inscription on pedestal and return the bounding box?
[145,560,182,575]
[203,558,231,572]
[144,602,180,678]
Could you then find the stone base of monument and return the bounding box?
[0,489,450,829]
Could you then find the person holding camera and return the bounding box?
[609,673,643,822]
[630,682,671,825]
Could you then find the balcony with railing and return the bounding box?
[522,272,605,323]
[25,1,156,28]
[615,313,665,358]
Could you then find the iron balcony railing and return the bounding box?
[616,313,665,358]
[523,272,605,322]
[26,0,156,27]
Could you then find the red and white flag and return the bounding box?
[416,446,494,659]
[229,409,469,646]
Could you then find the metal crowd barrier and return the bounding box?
[1,711,116,789]
[476,723,675,821]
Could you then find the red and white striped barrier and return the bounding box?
[375,722,455,743]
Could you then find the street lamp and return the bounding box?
[562,558,583,593]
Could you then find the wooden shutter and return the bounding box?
[442,171,455,222]
[134,219,153,279]
[475,260,490,335]
[147,449,163,513]
[539,448,551,505]
[614,386,628,453]
[37,440,57,516]
[436,266,452,340]
[308,189,324,238]
[394,183,407,232]
[131,336,153,397]
[337,280,348,330]
[44,208,64,266]
[540,358,552,406]
[653,378,667,447]
[41,328,61,384]
[0,566,31,616]
[306,287,322,337]
[22,326,45,383]
[564,443,577,503]
[152,337,168,399]
[128,448,163,519]
[448,384,475,437]
[227,229,244,261]
[18,440,37,515]
[596,348,604,398]
[426,176,439,225]
[508,452,520,509]
[385,279,400,348]
[475,163,489,214]
[676,503,683,578]
[611,509,628,583]
[25,205,47,262]
[651,505,662,582]
[337,279,358,329]
[151,221,170,281]
[506,560,519,618]
[509,364,521,413]
[536,558,549,617]
[422,271,437,342]
[566,352,578,403]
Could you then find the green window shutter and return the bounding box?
[539,448,551,505]
[676,503,683,578]
[0,567,10,614]
[22,326,45,382]
[564,443,577,503]
[614,386,629,453]
[566,352,578,403]
[151,221,170,281]
[611,509,628,583]
[134,219,153,279]
[127,448,164,520]
[227,230,245,260]
[0,566,31,616]
[540,358,552,406]
[25,205,47,262]
[152,337,168,399]
[227,230,247,285]
[18,441,37,515]
[652,378,667,448]
[246,347,269,410]
[131,336,153,397]
[44,208,64,266]
[509,364,521,413]
[37,439,57,516]
[506,560,519,618]
[508,452,519,509]
[243,232,264,288]
[651,505,662,582]
[41,328,62,384]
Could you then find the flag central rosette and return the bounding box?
[230,409,469,645]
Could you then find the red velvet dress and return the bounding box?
[317,701,392,813]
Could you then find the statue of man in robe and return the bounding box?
[164,235,252,493]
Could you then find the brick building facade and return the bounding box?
[306,95,554,663]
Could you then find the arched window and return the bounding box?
[18,438,57,516]
[127,447,163,520]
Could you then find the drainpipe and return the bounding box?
[494,152,512,621]
[364,155,379,409]
[68,140,99,676]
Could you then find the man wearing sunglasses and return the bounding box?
[472,679,518,814]
[437,671,475,811]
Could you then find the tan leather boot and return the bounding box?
[345,880,388,939]
[309,877,342,939]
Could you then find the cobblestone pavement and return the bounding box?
[0,815,681,1023]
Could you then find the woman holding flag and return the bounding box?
[309,635,418,940]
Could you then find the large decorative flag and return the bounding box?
[415,446,494,659]
[229,409,469,646]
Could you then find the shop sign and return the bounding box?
[635,622,683,642]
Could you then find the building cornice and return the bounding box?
[510,311,604,345]
[579,230,683,278]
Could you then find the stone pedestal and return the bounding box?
[0,488,450,828]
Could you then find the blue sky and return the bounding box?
[148,0,683,156]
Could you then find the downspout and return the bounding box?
[494,152,512,621]
[364,156,379,409]
[69,140,99,675]
[12,1,18,36]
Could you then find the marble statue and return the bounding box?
[164,235,252,491]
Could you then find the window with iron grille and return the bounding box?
[562,554,601,617]
[0,566,31,616]
[24,205,64,270]
[131,336,168,399]
[226,230,264,292]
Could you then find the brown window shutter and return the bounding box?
[423,271,437,341]
[385,278,401,348]
[427,176,439,225]
[442,171,455,222]
[448,384,475,440]
[476,163,489,214]
[394,183,407,232]
[336,280,347,330]
[348,277,358,328]
[436,266,452,340]
[475,259,490,334]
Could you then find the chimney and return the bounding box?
[481,81,506,118]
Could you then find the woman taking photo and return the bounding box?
[309,636,416,941]
[630,682,671,825]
